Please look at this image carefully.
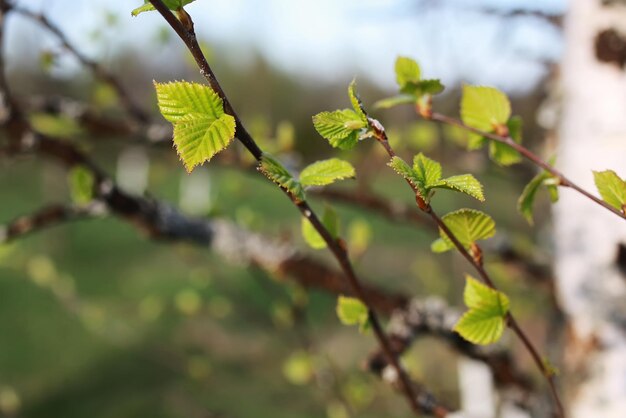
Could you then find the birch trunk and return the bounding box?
[555,1,626,416]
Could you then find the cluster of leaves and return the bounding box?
[154,81,237,173]
[312,81,372,150]
[258,154,356,202]
[312,73,507,345]
[375,57,444,111]
[388,153,484,204]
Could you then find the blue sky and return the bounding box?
[8,0,565,93]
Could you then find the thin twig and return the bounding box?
[370,121,566,418]
[12,5,150,124]
[145,1,438,415]
[429,112,626,221]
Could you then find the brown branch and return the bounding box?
[368,297,534,394]
[429,112,626,222]
[144,1,436,415]
[368,117,566,417]
[1,203,103,243]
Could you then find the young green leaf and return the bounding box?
[435,174,485,202]
[132,0,196,16]
[302,206,339,250]
[154,81,236,172]
[593,170,626,212]
[374,94,417,110]
[461,85,511,133]
[348,80,367,122]
[259,154,304,201]
[388,156,423,192]
[68,166,95,205]
[518,171,552,225]
[389,154,484,202]
[395,56,421,88]
[299,159,356,187]
[377,57,443,109]
[336,295,370,333]
[454,276,510,345]
[413,153,442,188]
[431,209,495,253]
[312,110,364,150]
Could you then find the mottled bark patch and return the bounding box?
[595,29,626,69]
[616,243,626,278]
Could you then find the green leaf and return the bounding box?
[388,156,423,191]
[302,206,339,250]
[395,56,421,88]
[436,174,485,202]
[312,110,364,150]
[173,113,236,172]
[414,79,445,96]
[68,166,95,205]
[431,209,496,253]
[259,154,304,201]
[461,85,511,133]
[454,276,510,345]
[593,170,626,212]
[155,81,224,123]
[403,79,445,97]
[336,295,369,333]
[348,79,367,122]
[430,238,450,254]
[299,159,356,187]
[155,81,236,172]
[489,116,522,166]
[374,94,417,110]
[132,0,196,16]
[389,154,484,202]
[413,153,442,188]
[518,171,552,225]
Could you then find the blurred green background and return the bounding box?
[0,1,563,417]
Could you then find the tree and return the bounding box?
[1,1,626,417]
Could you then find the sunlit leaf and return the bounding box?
[431,209,495,253]
[299,159,356,187]
[435,174,485,202]
[155,81,236,172]
[593,170,626,212]
[461,85,511,133]
[259,154,304,201]
[336,295,369,333]
[348,79,367,122]
[131,0,196,16]
[454,275,509,345]
[312,110,364,150]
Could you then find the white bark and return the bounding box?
[555,1,626,416]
